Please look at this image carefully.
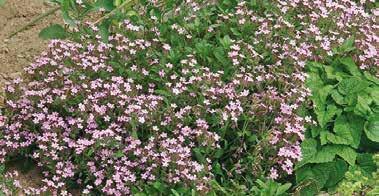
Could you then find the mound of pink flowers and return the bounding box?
[0,0,377,195]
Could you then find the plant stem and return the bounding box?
[8,6,60,39]
[93,0,137,25]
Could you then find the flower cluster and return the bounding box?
[0,0,377,194]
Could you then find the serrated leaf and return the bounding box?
[296,140,346,168]
[331,115,364,148]
[301,139,318,160]
[309,148,336,164]
[364,114,379,142]
[39,24,68,40]
[296,160,348,193]
[333,146,357,165]
[296,163,329,190]
[338,77,369,95]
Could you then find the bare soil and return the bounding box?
[0,0,62,193]
[0,0,62,105]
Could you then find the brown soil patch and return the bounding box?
[0,0,62,105]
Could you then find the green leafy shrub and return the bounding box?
[296,45,379,195]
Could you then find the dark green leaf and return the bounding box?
[339,57,361,77]
[364,114,379,142]
[316,104,341,128]
[94,0,115,11]
[39,24,68,40]
[324,159,348,188]
[356,153,377,175]
[354,95,373,117]
[338,77,369,95]
[330,115,364,148]
[333,145,357,165]
[331,91,346,105]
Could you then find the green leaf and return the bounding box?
[324,159,348,188]
[39,24,68,40]
[114,150,124,158]
[296,160,348,193]
[296,139,317,168]
[170,189,180,196]
[296,164,328,190]
[94,0,116,11]
[213,47,229,66]
[331,91,346,105]
[339,36,355,53]
[301,139,318,160]
[339,57,361,77]
[276,183,291,195]
[333,146,357,165]
[354,95,372,117]
[338,77,369,95]
[99,19,111,42]
[61,0,76,26]
[368,188,379,196]
[369,87,379,105]
[311,126,322,138]
[356,153,376,175]
[309,146,336,164]
[364,71,379,85]
[153,181,164,192]
[316,104,341,128]
[297,140,341,168]
[364,114,379,142]
[330,115,364,148]
[320,130,328,145]
[311,85,334,113]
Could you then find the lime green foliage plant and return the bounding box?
[337,154,379,195]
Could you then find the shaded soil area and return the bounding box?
[0,0,62,193]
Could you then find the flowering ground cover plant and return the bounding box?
[0,0,378,195]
